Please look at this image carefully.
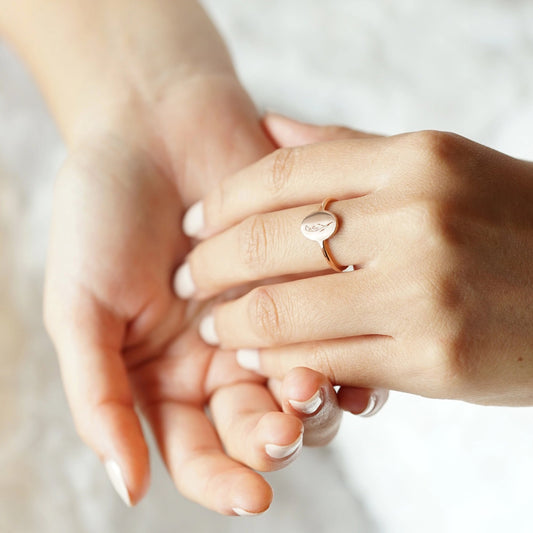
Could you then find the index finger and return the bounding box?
[182,136,395,239]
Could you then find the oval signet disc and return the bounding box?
[301,211,338,242]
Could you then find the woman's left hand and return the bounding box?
[175,115,533,406]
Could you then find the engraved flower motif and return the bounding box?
[304,221,334,233]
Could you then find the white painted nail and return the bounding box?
[232,507,264,517]
[265,432,303,460]
[199,314,219,345]
[183,201,205,237]
[236,349,261,373]
[359,389,389,418]
[173,262,196,299]
[289,389,323,415]
[105,460,132,507]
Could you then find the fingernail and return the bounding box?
[199,314,219,345]
[232,507,264,517]
[359,389,389,418]
[183,201,204,238]
[105,459,132,507]
[173,262,196,299]
[265,432,303,460]
[236,349,261,373]
[289,389,323,415]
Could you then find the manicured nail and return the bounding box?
[199,314,219,345]
[289,389,323,415]
[359,389,389,417]
[173,262,196,299]
[265,432,303,460]
[183,201,204,238]
[236,349,261,373]
[232,507,264,517]
[105,459,132,507]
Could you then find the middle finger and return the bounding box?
[176,195,398,300]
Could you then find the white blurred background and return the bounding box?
[1,1,533,531]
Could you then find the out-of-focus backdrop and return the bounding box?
[1,1,533,532]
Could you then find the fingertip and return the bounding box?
[359,388,389,417]
[337,387,389,417]
[255,411,304,470]
[281,367,326,414]
[257,410,304,444]
[104,456,150,507]
[182,200,205,238]
[105,459,133,506]
[262,113,317,148]
[95,404,150,506]
[263,113,377,147]
[127,451,151,506]
[229,471,273,516]
[236,349,261,373]
[289,389,323,415]
[199,314,220,345]
[232,507,265,516]
[280,367,342,447]
[173,262,196,300]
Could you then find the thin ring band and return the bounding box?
[300,198,348,273]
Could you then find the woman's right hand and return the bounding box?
[6,0,322,514]
[44,78,360,514]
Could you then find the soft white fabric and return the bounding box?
[1,0,533,531]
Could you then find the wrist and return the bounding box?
[1,0,236,142]
[67,73,270,203]
[68,72,250,148]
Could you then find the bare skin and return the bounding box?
[0,0,382,515]
[180,114,533,407]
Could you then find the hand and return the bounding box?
[176,114,533,407]
[4,0,363,512]
[44,83,353,514]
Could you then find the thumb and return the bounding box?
[262,112,380,147]
[44,293,150,507]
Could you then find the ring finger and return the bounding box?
[197,269,398,350]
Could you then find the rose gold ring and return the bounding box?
[300,198,347,273]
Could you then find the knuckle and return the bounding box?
[423,331,472,399]
[413,340,455,396]
[267,147,299,196]
[400,130,469,189]
[238,215,269,276]
[399,200,450,272]
[413,275,475,399]
[247,287,287,344]
[412,130,463,162]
